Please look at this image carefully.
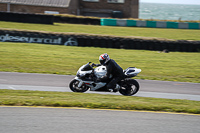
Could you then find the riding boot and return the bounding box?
[110,84,120,92]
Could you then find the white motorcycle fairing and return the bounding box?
[74,76,106,91]
[75,65,108,91]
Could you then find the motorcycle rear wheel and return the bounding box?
[119,79,139,96]
[69,79,89,93]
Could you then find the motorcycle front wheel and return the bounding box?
[119,79,139,96]
[69,79,89,93]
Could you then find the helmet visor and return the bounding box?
[99,59,105,65]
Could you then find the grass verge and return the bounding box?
[1,42,200,82]
[0,21,200,40]
[0,89,200,114]
[0,42,200,83]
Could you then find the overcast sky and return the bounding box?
[140,0,200,5]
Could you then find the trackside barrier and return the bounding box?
[101,19,117,26]
[0,12,54,24]
[0,12,100,25]
[0,29,199,52]
[101,19,200,29]
[54,16,100,25]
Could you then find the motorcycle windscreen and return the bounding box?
[81,64,93,71]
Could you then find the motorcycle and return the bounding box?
[69,62,141,96]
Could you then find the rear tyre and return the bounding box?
[119,79,139,96]
[69,79,89,93]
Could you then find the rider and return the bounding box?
[92,53,124,92]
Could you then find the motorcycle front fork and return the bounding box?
[77,81,84,88]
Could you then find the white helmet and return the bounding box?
[99,53,110,65]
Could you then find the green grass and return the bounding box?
[0,42,200,83]
[0,21,200,40]
[1,21,199,112]
[0,89,200,114]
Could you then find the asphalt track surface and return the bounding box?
[0,72,200,133]
[0,72,200,101]
[0,106,200,133]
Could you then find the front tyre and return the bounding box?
[69,79,89,93]
[119,79,139,96]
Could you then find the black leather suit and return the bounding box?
[97,59,124,90]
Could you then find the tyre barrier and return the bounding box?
[54,16,101,25]
[0,11,100,25]
[0,29,199,52]
[0,12,54,24]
